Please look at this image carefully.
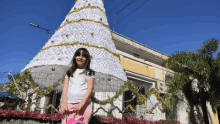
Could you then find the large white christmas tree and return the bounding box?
[21,0,127,118]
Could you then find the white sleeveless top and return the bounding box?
[61,68,95,103]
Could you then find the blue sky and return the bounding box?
[0,0,220,74]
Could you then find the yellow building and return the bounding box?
[110,30,219,124]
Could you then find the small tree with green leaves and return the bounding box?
[165,38,220,124]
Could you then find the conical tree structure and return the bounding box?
[21,0,127,118]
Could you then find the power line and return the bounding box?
[116,1,134,15]
[106,0,126,14]
[111,0,149,29]
[113,1,135,31]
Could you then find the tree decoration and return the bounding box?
[107,78,111,81]
[66,35,69,38]
[44,42,47,44]
[91,33,94,36]
[52,67,55,71]
[100,18,102,21]
[58,58,61,61]
[55,18,109,32]
[91,56,93,59]
[66,6,107,17]
[88,3,91,7]
[1,69,174,114]
[66,19,69,23]
[51,41,54,44]
[37,42,120,59]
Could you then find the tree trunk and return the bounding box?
[200,89,209,124]
[189,102,197,124]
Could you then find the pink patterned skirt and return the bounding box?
[60,101,92,124]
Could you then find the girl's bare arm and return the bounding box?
[80,78,94,105]
[61,77,69,104]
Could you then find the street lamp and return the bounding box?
[30,23,52,41]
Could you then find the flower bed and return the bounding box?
[0,116,61,124]
[0,109,62,121]
[0,109,62,124]
[0,109,180,124]
[91,115,180,124]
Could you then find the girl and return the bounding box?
[59,48,95,124]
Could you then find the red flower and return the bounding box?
[21,110,28,117]
[50,113,56,121]
[11,110,19,117]
[56,113,63,121]
[41,113,47,120]
[2,110,10,117]
[36,113,43,119]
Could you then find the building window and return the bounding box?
[138,86,145,105]
[45,91,54,114]
[46,91,62,114]
[123,86,146,113]
[55,92,62,113]
[123,90,137,113]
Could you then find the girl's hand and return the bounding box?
[60,103,68,113]
[74,103,84,111]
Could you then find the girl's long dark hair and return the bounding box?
[66,47,95,78]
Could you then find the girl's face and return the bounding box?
[76,50,86,69]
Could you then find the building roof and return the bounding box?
[111,30,169,57]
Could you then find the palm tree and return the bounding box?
[165,38,220,124]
